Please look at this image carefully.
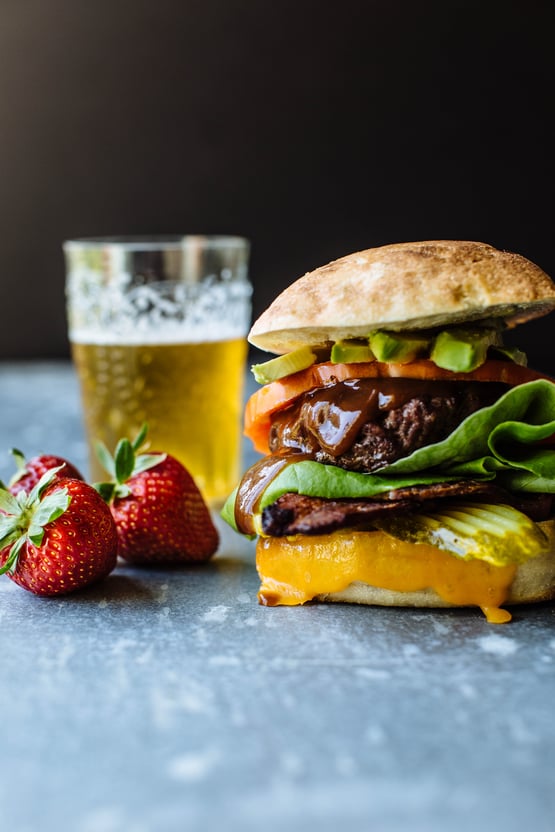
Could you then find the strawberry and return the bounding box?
[95,425,219,564]
[7,448,84,496]
[0,467,118,596]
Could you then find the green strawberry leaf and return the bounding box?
[8,448,27,487]
[132,423,149,452]
[95,441,116,477]
[0,487,22,515]
[114,438,136,483]
[93,481,133,502]
[27,524,45,547]
[93,481,117,502]
[0,535,27,575]
[132,453,166,475]
[114,484,132,499]
[11,448,25,468]
[31,488,70,528]
[27,465,65,505]
[0,520,19,546]
[15,489,28,509]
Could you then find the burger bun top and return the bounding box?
[249,240,555,354]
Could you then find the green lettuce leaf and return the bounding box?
[221,487,239,529]
[258,463,464,512]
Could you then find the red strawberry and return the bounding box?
[95,425,219,564]
[8,448,84,496]
[0,467,118,596]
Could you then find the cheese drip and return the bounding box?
[256,531,517,623]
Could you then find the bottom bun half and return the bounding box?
[256,519,555,623]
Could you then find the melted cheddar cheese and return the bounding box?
[256,531,517,623]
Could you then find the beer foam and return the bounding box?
[67,274,252,344]
[69,320,246,345]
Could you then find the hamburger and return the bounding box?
[222,240,555,623]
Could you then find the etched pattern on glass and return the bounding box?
[67,263,252,343]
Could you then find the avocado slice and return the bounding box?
[251,345,317,384]
[430,327,500,372]
[369,330,430,363]
[331,340,374,364]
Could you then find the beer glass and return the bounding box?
[64,235,252,506]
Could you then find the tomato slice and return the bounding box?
[244,359,554,453]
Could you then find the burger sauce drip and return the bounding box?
[234,455,310,536]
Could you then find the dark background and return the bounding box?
[1,0,553,371]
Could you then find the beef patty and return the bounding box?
[269,378,507,472]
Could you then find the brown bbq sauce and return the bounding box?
[269,378,504,457]
[234,455,311,535]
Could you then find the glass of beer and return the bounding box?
[64,235,252,507]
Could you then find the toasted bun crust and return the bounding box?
[316,519,555,609]
[249,240,555,354]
